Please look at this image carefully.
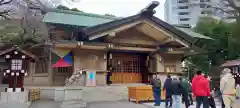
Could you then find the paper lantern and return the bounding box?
[104,54,107,60]
[14,51,18,54]
[6,70,10,73]
[11,72,15,76]
[16,72,19,76]
[24,73,28,76]
[21,70,25,73]
[22,55,26,59]
[3,73,6,76]
[5,55,10,58]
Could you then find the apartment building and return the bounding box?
[164,0,236,27]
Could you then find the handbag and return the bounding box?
[209,96,216,108]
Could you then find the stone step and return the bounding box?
[61,104,86,108]
[61,100,86,108]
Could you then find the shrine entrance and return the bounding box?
[110,52,148,84]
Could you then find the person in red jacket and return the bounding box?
[192,70,211,108]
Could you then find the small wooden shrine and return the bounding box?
[221,59,240,85]
[0,45,37,92]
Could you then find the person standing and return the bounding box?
[170,76,183,108]
[220,68,236,108]
[188,81,193,105]
[180,77,190,108]
[163,74,172,108]
[204,75,216,108]
[150,75,162,106]
[192,70,211,108]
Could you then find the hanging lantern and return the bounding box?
[159,56,162,62]
[104,54,107,60]
[110,54,112,59]
[5,55,10,59]
[16,72,19,76]
[11,72,15,76]
[21,70,25,73]
[24,73,28,76]
[117,60,121,65]
[14,51,18,55]
[22,55,26,59]
[168,48,173,52]
[3,72,6,76]
[6,70,10,73]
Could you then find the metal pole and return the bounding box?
[48,45,53,85]
[188,67,190,81]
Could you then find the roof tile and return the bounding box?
[42,9,120,27]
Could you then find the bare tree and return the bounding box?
[0,0,12,19]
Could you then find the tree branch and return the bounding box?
[0,0,12,5]
[226,0,240,12]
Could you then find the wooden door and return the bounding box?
[110,53,146,84]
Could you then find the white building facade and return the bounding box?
[164,0,236,27]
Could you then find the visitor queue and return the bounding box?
[150,68,240,108]
[150,70,216,108]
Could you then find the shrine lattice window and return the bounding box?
[35,60,48,73]
[11,59,22,70]
[54,67,70,73]
[112,59,144,73]
[164,59,176,73]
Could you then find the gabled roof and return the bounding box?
[84,14,200,44]
[175,27,213,40]
[42,9,121,27]
[0,46,38,61]
[84,13,213,43]
[221,59,240,67]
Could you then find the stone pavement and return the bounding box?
[29,100,151,108]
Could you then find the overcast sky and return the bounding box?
[62,0,166,20]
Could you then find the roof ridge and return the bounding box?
[48,9,121,20]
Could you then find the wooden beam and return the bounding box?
[113,46,156,52]
[54,43,77,48]
[142,20,190,48]
[89,21,142,40]
[160,37,175,44]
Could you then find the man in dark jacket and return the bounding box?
[170,77,183,108]
[180,77,190,108]
[150,75,161,106]
[163,74,172,107]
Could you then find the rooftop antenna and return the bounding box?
[140,1,159,16]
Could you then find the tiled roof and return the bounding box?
[221,59,240,67]
[175,27,213,40]
[42,9,121,27]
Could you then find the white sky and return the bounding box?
[62,0,166,20]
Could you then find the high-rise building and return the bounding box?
[164,0,236,27]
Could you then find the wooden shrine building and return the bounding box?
[12,1,212,86]
[0,46,37,91]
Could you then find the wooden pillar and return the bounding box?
[143,55,150,83]
[106,52,113,85]
[48,46,53,86]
